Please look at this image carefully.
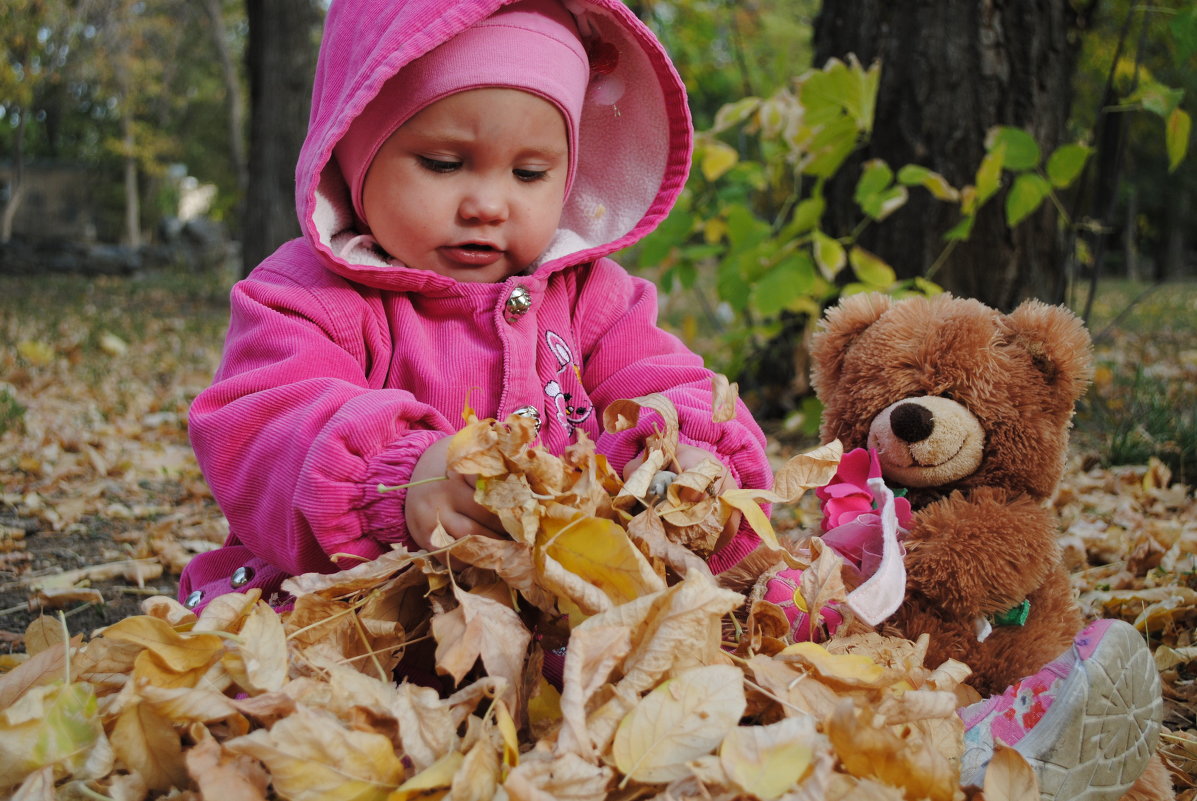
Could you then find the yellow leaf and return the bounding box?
[983,744,1039,800]
[17,340,55,367]
[389,751,461,801]
[102,615,224,675]
[238,602,288,693]
[612,664,746,783]
[701,140,740,181]
[778,642,888,687]
[225,705,405,801]
[494,699,520,769]
[111,702,188,791]
[719,716,817,800]
[0,682,109,789]
[541,514,664,607]
[720,489,781,549]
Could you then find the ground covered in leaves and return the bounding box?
[1,271,1195,799]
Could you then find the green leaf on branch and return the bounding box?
[750,252,817,317]
[725,204,771,255]
[854,160,908,220]
[1045,143,1092,187]
[799,56,878,133]
[787,196,825,235]
[1166,108,1191,172]
[1005,173,1052,226]
[854,159,893,202]
[1127,80,1184,118]
[897,164,960,201]
[636,208,694,267]
[812,231,846,280]
[848,246,895,288]
[944,215,975,242]
[712,96,762,134]
[985,127,1040,171]
[800,115,861,178]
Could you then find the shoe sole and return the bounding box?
[1016,620,1162,801]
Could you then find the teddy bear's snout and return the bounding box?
[890,402,935,443]
[868,395,986,487]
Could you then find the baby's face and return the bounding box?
[361,88,568,283]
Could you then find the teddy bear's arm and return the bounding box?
[902,487,1060,620]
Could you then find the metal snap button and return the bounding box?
[184,590,204,609]
[230,566,255,588]
[504,285,533,323]
[512,404,542,432]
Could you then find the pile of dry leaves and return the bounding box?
[1,392,1048,801]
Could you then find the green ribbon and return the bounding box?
[990,599,1031,627]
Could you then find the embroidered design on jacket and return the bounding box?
[544,330,593,437]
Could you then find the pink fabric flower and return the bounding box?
[817,448,913,532]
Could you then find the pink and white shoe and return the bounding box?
[762,567,844,642]
[958,619,1163,800]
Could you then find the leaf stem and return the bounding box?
[378,476,448,494]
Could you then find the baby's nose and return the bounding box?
[459,183,509,223]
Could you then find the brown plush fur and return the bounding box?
[811,293,1173,800]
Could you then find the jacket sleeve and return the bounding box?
[189,261,450,577]
[574,259,773,571]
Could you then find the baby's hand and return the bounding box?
[405,436,504,554]
[624,444,736,495]
[623,444,742,549]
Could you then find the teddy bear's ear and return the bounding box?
[810,292,893,394]
[1005,300,1094,402]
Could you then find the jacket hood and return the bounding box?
[295,0,692,294]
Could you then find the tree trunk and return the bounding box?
[813,0,1090,310]
[0,111,26,244]
[205,0,248,196]
[243,0,320,276]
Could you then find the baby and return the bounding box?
[178,0,770,614]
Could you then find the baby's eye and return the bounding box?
[418,156,460,173]
[514,168,548,183]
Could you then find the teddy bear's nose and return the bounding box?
[890,402,934,443]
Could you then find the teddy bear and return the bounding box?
[808,291,1173,800]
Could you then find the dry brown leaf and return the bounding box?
[224,705,405,801]
[556,624,632,759]
[982,744,1039,800]
[184,735,270,801]
[110,701,189,791]
[710,373,740,423]
[504,748,614,801]
[719,715,819,800]
[22,616,68,657]
[0,635,81,710]
[612,664,746,783]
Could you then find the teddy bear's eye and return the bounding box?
[939,391,955,401]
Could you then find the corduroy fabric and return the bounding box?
[180,0,771,613]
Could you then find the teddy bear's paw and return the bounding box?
[959,618,1162,800]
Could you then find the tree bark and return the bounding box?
[0,111,26,244]
[242,0,320,276]
[205,0,248,196]
[813,0,1090,310]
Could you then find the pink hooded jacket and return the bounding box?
[178,0,771,611]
